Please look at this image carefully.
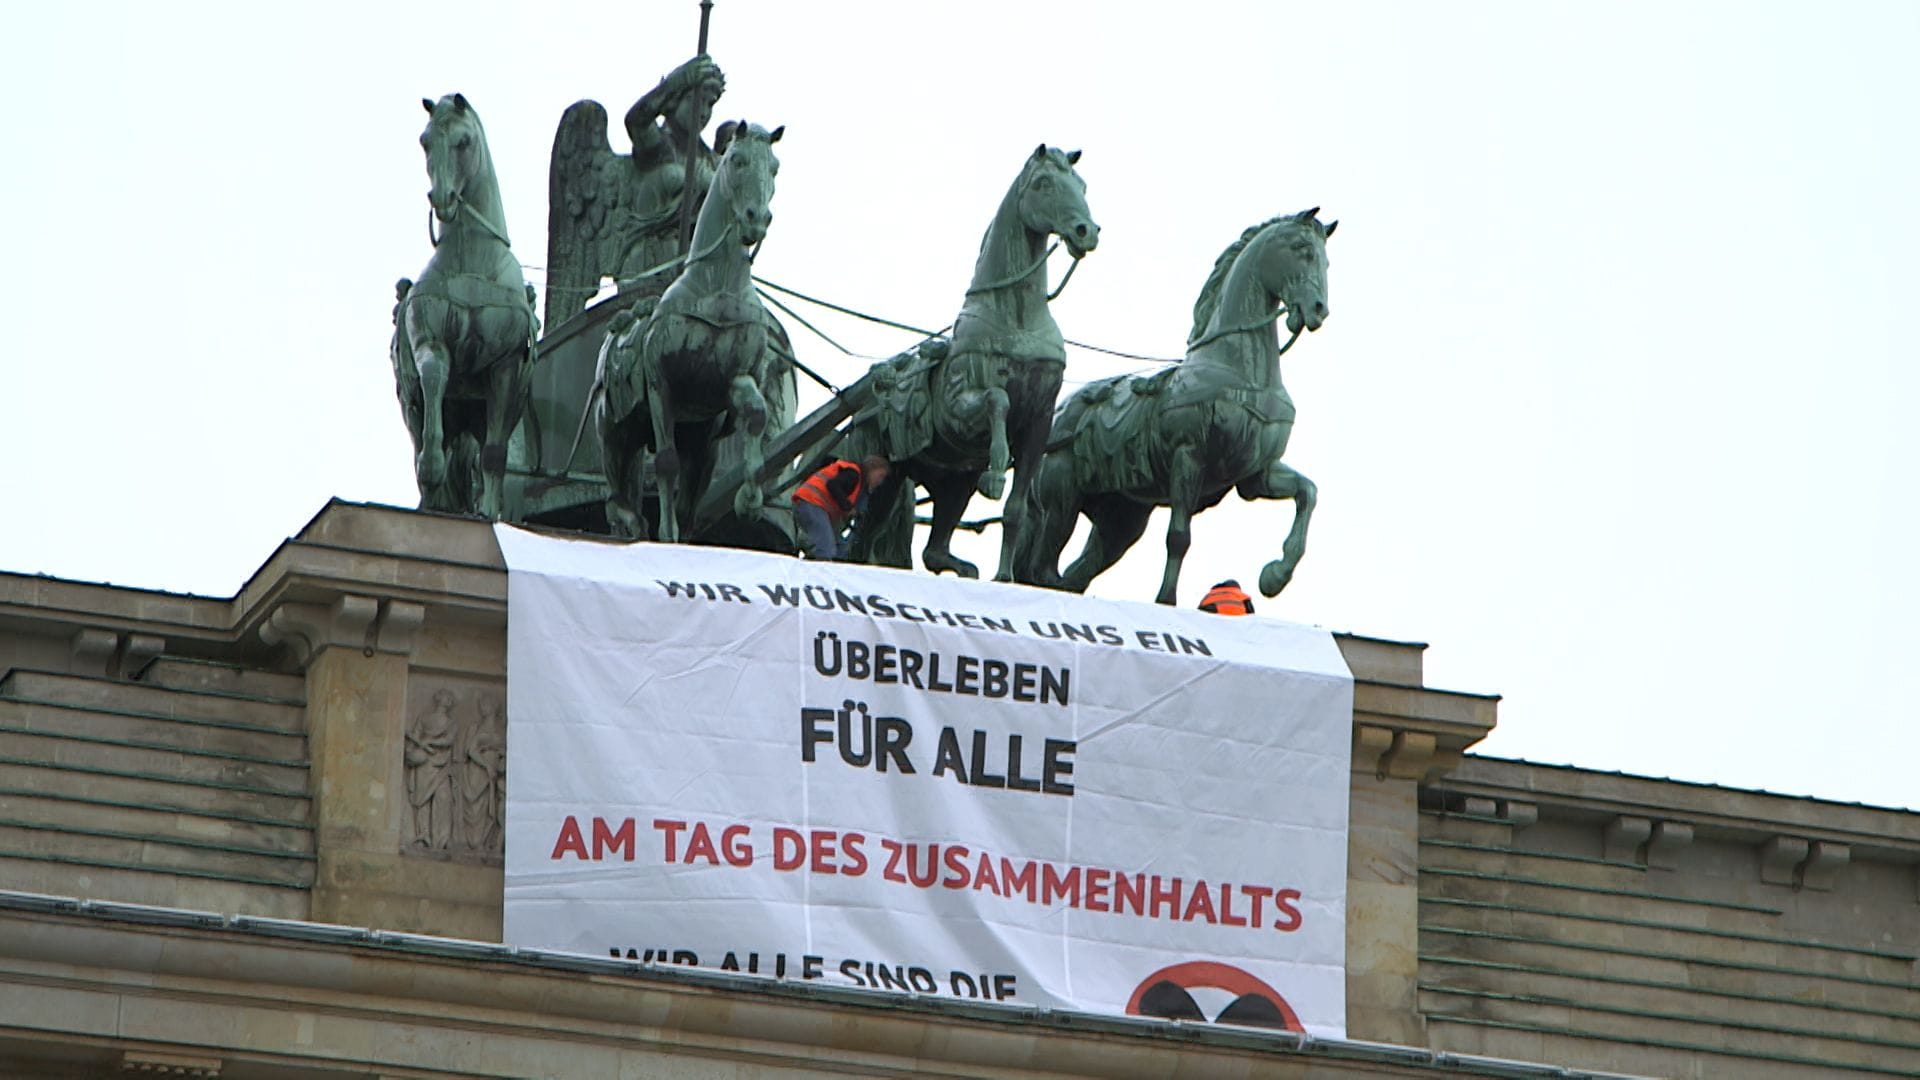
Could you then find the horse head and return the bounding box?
[710,120,784,248]
[1262,209,1335,334]
[420,94,489,225]
[1018,145,1100,258]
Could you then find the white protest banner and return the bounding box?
[497,525,1354,1036]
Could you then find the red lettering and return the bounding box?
[721,824,753,866]
[1272,887,1303,932]
[840,832,868,876]
[880,838,906,883]
[810,829,839,874]
[1000,858,1037,900]
[1113,872,1146,916]
[1084,867,1112,912]
[651,818,686,861]
[1181,879,1218,923]
[971,852,1001,896]
[942,844,972,888]
[773,827,805,870]
[684,822,719,864]
[1218,881,1246,926]
[1240,883,1272,926]
[592,817,635,861]
[1148,875,1182,918]
[551,816,588,860]
[1041,863,1081,906]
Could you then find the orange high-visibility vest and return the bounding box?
[1199,582,1253,616]
[792,460,864,524]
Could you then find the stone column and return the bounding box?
[262,595,424,929]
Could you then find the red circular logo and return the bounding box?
[1125,960,1304,1032]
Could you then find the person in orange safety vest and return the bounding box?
[1198,579,1254,616]
[791,455,890,560]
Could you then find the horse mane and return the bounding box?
[1188,214,1296,347]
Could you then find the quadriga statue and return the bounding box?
[390,94,539,519]
[1010,209,1336,604]
[544,55,727,331]
[585,121,795,542]
[847,145,1099,580]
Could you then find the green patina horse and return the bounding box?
[1012,209,1335,604]
[852,145,1099,579]
[391,94,538,519]
[590,121,794,541]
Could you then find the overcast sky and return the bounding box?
[3,2,1915,810]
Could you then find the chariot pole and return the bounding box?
[677,0,715,255]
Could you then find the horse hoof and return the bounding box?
[416,449,447,487]
[733,486,764,520]
[977,473,1006,500]
[1259,560,1291,597]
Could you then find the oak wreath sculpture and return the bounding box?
[844,145,1100,581]
[391,93,539,519]
[583,121,796,541]
[1010,210,1336,604]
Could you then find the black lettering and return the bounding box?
[1041,666,1070,706]
[759,583,802,606]
[982,659,1009,698]
[876,716,915,773]
[898,647,926,688]
[932,728,968,784]
[925,652,954,692]
[955,654,980,695]
[873,643,898,683]
[969,730,1006,788]
[1043,739,1076,795]
[801,707,834,762]
[1012,663,1038,702]
[868,594,897,618]
[812,631,841,676]
[1006,735,1041,791]
[717,583,751,604]
[837,701,873,767]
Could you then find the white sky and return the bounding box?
[3,2,1915,810]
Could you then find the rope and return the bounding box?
[754,276,945,338]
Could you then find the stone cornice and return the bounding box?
[0,900,1611,1079]
[1435,755,1920,861]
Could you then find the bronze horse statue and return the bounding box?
[391,93,538,519]
[588,121,794,541]
[852,145,1098,578]
[1012,209,1335,603]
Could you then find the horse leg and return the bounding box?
[478,351,522,520]
[601,411,646,540]
[921,472,981,579]
[645,354,681,543]
[1156,447,1203,605]
[729,373,769,520]
[1241,461,1318,597]
[1011,453,1080,588]
[411,337,451,499]
[993,415,1051,582]
[1062,496,1151,593]
[976,387,1011,499]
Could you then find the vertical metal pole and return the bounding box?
[677,0,716,256]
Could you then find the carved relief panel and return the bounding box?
[404,677,507,864]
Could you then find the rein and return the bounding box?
[427,193,512,249]
[965,241,1083,299]
[1187,310,1304,356]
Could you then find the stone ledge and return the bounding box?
[0,901,1601,1079]
[1434,757,1920,860]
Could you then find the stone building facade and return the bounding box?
[0,501,1911,1077]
